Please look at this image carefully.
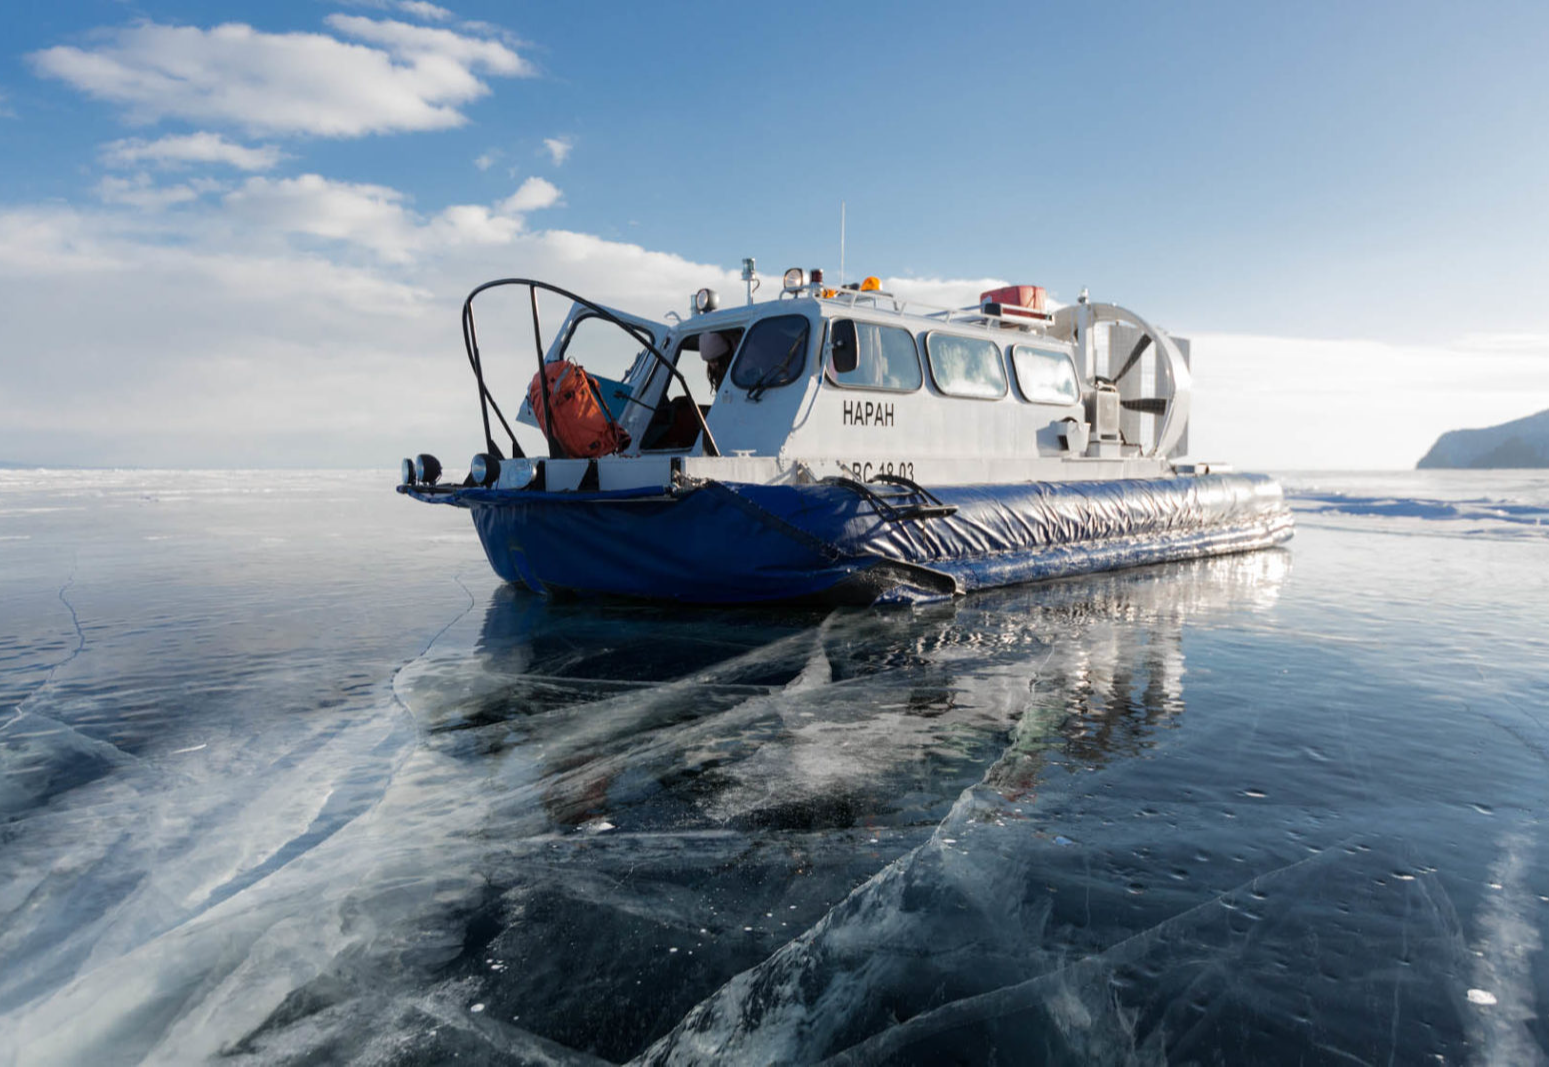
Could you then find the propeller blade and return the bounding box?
[1112,334,1151,382]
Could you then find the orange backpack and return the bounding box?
[527,361,631,459]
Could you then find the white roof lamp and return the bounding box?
[1049,302,1193,459]
[780,267,829,294]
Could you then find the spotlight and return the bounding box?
[470,453,500,487]
[414,453,442,486]
[400,458,416,486]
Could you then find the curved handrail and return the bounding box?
[460,278,720,460]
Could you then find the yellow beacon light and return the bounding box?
[860,276,882,292]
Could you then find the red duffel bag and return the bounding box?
[527,361,631,459]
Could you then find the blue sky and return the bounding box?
[2,1,1548,468]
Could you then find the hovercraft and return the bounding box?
[398,264,1292,605]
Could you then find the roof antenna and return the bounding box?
[839,200,846,288]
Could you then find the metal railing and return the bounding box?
[460,278,720,461]
[778,284,1055,333]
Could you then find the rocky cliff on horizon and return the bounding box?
[1417,408,1549,469]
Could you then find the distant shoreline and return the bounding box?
[1416,408,1549,470]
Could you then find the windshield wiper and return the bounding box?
[745,335,805,402]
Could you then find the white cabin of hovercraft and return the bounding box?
[505,264,1192,491]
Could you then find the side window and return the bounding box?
[729,315,812,392]
[826,319,923,392]
[561,314,652,384]
[640,331,749,451]
[1011,345,1081,405]
[924,333,1008,399]
[559,314,653,423]
[671,328,743,406]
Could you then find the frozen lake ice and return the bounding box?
[2,468,1547,1064]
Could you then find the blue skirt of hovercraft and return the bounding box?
[408,473,1293,605]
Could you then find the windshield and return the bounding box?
[729,315,811,393]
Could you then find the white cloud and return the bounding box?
[219,173,562,262]
[426,203,523,246]
[0,90,14,118]
[0,190,738,466]
[457,19,522,45]
[1453,332,1549,354]
[338,0,456,20]
[498,176,561,214]
[321,15,527,75]
[396,1,453,21]
[474,150,498,171]
[0,207,134,273]
[541,136,573,165]
[224,174,421,261]
[94,173,222,210]
[101,132,282,171]
[29,17,531,137]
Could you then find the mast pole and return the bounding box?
[840,200,846,287]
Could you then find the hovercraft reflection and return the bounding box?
[384,552,1290,1063]
[398,269,1293,603]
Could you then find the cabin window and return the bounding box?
[924,332,1008,399]
[1010,344,1081,405]
[729,314,811,393]
[557,314,656,424]
[825,320,923,392]
[561,314,653,385]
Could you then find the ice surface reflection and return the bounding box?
[367,553,1291,1064]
